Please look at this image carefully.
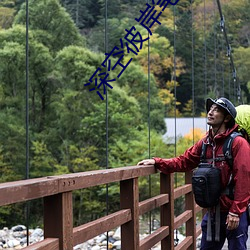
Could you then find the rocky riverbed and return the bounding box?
[0,225,187,249]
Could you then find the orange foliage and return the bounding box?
[184,128,205,142]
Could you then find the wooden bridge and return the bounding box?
[0,165,204,250]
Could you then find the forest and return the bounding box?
[0,0,249,228]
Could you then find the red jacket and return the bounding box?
[154,124,250,216]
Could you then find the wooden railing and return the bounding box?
[0,165,203,250]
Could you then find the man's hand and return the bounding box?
[226,213,240,230]
[137,159,155,166]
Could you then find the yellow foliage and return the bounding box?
[166,80,180,91]
[153,5,174,32]
[0,7,14,29]
[200,112,207,118]
[184,128,205,142]
[158,88,174,105]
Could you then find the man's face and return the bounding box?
[207,104,226,127]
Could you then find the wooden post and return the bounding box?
[185,171,196,250]
[44,192,73,250]
[161,173,174,250]
[120,178,139,250]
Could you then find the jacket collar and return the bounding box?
[206,124,239,143]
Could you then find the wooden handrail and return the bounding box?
[0,165,203,250]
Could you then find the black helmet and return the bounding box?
[206,97,237,120]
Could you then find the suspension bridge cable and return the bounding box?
[147,0,152,234]
[173,4,179,246]
[25,0,30,245]
[191,0,195,144]
[105,0,109,248]
[173,1,177,162]
[218,32,225,96]
[203,0,207,98]
[213,0,217,94]
[216,0,242,103]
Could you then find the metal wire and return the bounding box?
[25,0,30,245]
[191,0,195,144]
[204,0,207,97]
[173,4,179,245]
[105,0,109,248]
[215,0,242,103]
[213,0,217,94]
[147,0,152,234]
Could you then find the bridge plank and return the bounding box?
[175,236,193,250]
[57,165,156,192]
[22,238,59,250]
[140,226,169,250]
[73,209,131,245]
[139,194,169,215]
[0,166,156,206]
[0,177,59,206]
[174,184,192,199]
[174,210,192,229]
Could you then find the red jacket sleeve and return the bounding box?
[153,139,203,174]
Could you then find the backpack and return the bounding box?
[235,105,250,142]
[192,131,241,208]
[192,162,221,208]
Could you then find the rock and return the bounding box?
[11,226,26,232]
[107,231,114,237]
[0,224,187,249]
[73,243,87,249]
[30,228,43,238]
[20,237,27,245]
[113,240,121,249]
[108,236,116,243]
[0,230,7,238]
[15,245,23,249]
[7,239,20,247]
[95,234,106,243]
[87,238,95,245]
[100,240,108,246]
[113,227,120,240]
[91,245,101,250]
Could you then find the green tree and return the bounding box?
[61,0,102,29]
[234,46,250,102]
[14,0,84,52]
[0,6,15,29]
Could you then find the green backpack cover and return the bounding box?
[235,105,250,140]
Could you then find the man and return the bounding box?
[138,97,250,250]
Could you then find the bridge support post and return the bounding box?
[161,173,174,250]
[44,192,73,250]
[185,171,197,250]
[120,178,139,250]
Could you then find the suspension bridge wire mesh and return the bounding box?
[215,0,242,104]
[25,0,30,245]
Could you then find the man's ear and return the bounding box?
[224,114,232,123]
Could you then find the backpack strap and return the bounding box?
[200,142,208,163]
[223,132,242,200]
[223,132,242,169]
